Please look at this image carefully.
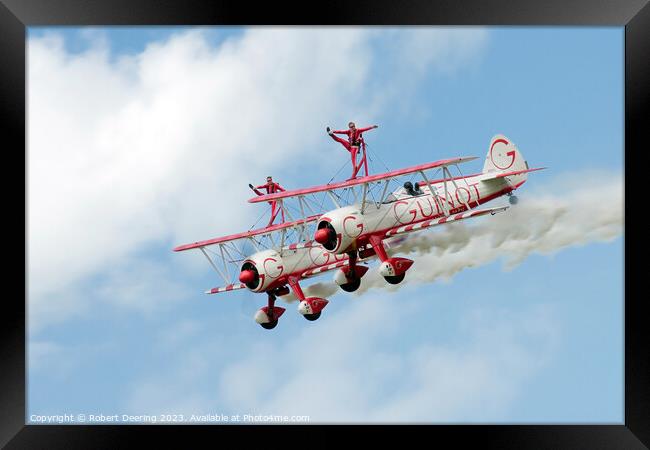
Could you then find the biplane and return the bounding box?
[174,134,544,329]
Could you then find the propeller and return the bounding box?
[315,222,337,250]
[239,269,256,284]
[315,228,333,244]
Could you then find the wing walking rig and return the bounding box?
[174,134,545,329]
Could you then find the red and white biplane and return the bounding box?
[174,134,544,329]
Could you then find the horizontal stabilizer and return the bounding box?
[481,167,546,181]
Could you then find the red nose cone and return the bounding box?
[239,269,255,284]
[315,228,331,244]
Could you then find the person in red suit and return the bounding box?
[249,176,286,227]
[328,122,378,179]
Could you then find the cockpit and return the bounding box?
[382,182,427,203]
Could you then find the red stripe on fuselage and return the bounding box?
[376,182,520,240]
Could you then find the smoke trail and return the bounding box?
[282,172,623,302]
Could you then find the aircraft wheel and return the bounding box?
[260,320,278,330]
[509,195,518,205]
[340,277,361,292]
[384,273,406,285]
[303,312,322,321]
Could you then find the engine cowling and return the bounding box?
[315,206,365,255]
[239,249,285,293]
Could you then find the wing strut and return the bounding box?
[247,237,261,251]
[378,179,391,207]
[298,196,307,221]
[348,186,359,204]
[443,166,471,212]
[420,169,448,217]
[218,244,231,280]
[295,197,310,242]
[360,182,369,214]
[455,163,476,205]
[327,191,341,208]
[200,247,229,284]
[278,200,299,248]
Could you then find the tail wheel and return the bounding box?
[340,277,361,292]
[384,273,405,285]
[303,312,322,321]
[260,320,278,330]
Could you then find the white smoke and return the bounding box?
[284,172,623,301]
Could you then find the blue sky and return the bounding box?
[27,27,623,423]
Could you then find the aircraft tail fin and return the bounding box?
[483,135,528,173]
[482,135,531,185]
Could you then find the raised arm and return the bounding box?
[357,125,378,133]
[249,184,263,196]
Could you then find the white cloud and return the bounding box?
[27,27,489,331]
[123,295,559,422]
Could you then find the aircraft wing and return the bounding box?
[173,214,321,252]
[384,206,509,238]
[205,283,247,295]
[300,260,351,279]
[248,156,478,204]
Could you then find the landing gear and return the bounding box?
[260,320,279,329]
[340,277,361,292]
[290,277,329,323]
[508,193,518,205]
[303,312,322,321]
[337,252,365,292]
[384,273,406,285]
[254,291,286,330]
[369,235,413,286]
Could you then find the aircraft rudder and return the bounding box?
[483,134,528,175]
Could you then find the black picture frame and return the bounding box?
[2,0,647,448]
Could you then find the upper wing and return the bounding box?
[248,156,478,204]
[384,206,509,238]
[173,214,321,252]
